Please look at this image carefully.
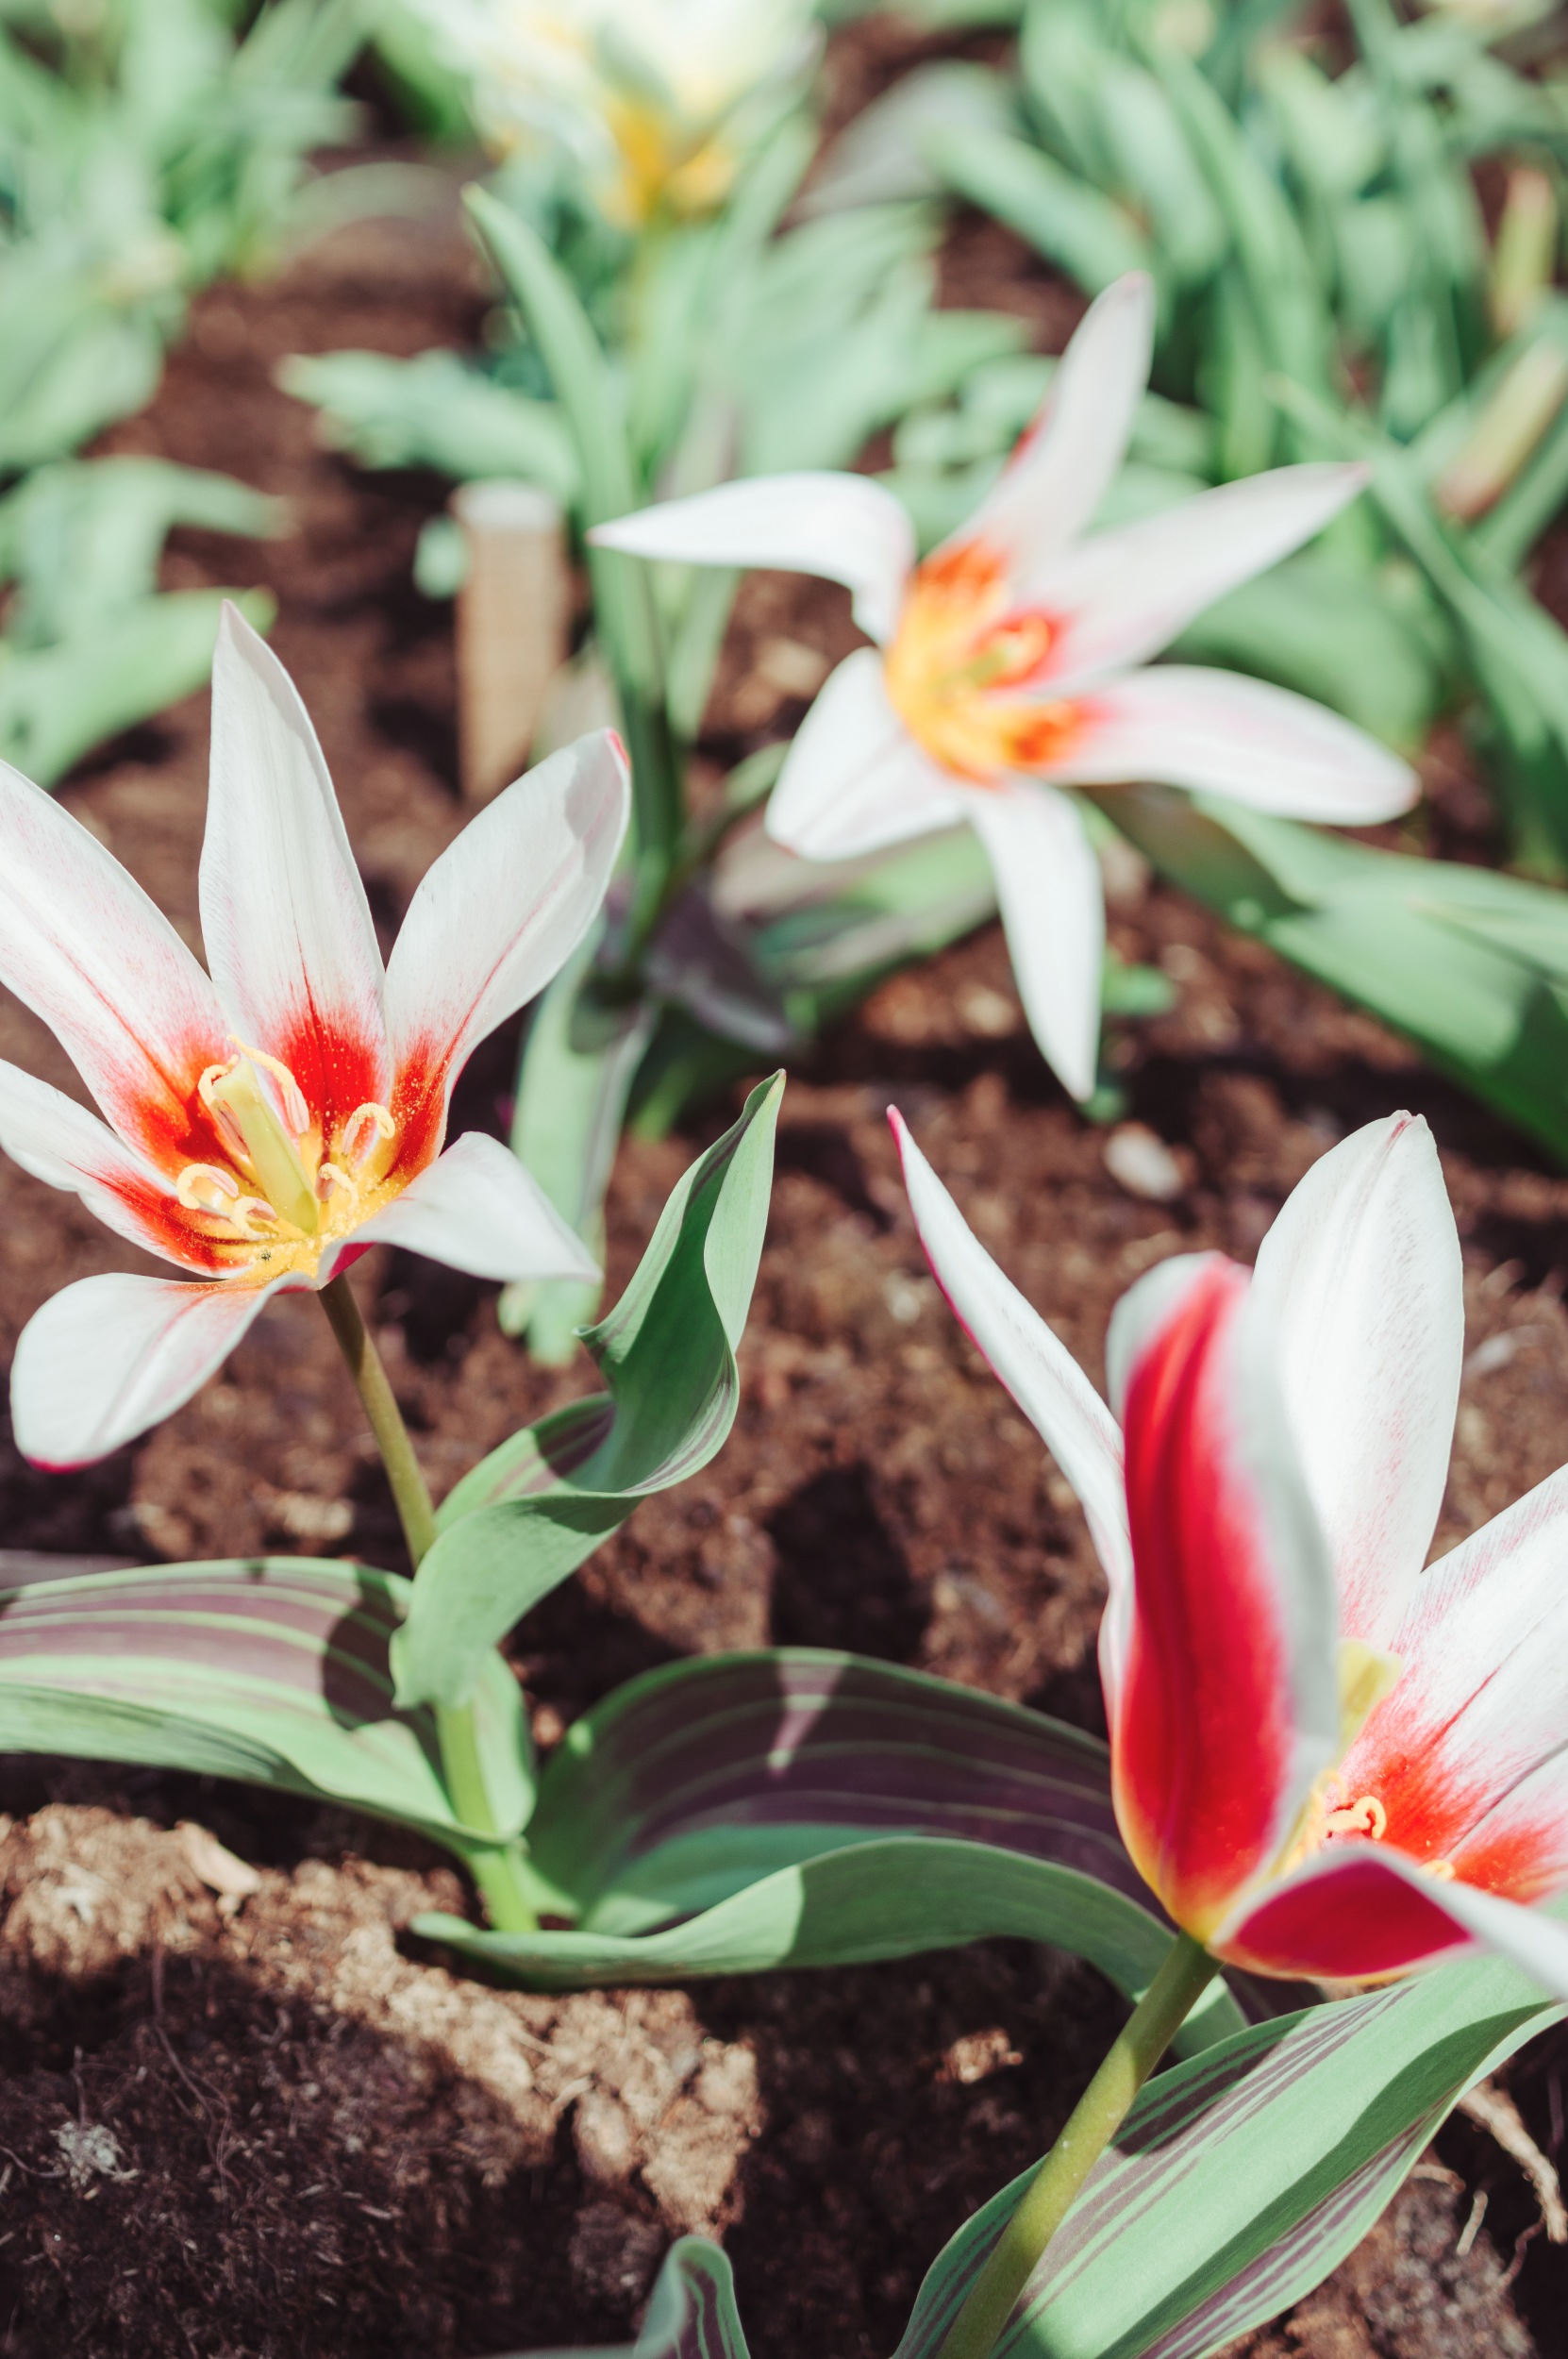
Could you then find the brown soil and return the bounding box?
[0,74,1565,2359]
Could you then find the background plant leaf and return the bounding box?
[412,1647,1246,2055]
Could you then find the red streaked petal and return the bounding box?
[1107,1254,1340,1934]
[200,606,391,1134]
[0,1058,225,1274]
[764,650,969,861]
[348,1131,601,1283]
[1448,1752,1568,1907]
[0,759,225,1168]
[1028,665,1416,823]
[955,272,1154,575]
[384,728,628,1159]
[1215,1849,1476,1982]
[1026,463,1369,690]
[1345,1458,1568,1874]
[1216,1847,1568,1999]
[1251,1113,1463,1652]
[10,1269,295,1468]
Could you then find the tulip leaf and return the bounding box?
[887,1942,1562,2359]
[1097,783,1568,1168]
[410,1647,1246,2056]
[392,1075,783,1712]
[0,1558,533,1843]
[276,348,579,505]
[509,2237,750,2359]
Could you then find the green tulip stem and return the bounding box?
[934,1932,1219,2359]
[318,1273,538,1933]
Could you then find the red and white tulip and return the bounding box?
[592,274,1417,1102]
[0,606,629,1468]
[894,1105,1568,1998]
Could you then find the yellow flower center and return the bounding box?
[176,1042,398,1282]
[882,539,1080,785]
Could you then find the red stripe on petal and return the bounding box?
[1216,1851,1473,1982]
[1114,1258,1304,1934]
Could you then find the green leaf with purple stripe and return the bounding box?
[0,1558,532,1843]
[411,1648,1245,2052]
[392,1074,783,1712]
[502,2237,748,2359]
[889,1938,1563,2359]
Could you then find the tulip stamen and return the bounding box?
[1324,1795,1387,1842]
[316,1161,358,1212]
[340,1101,395,1165]
[175,1163,241,1213]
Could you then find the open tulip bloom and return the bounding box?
[0,605,628,1470]
[593,273,1419,1101]
[895,1105,1568,2003]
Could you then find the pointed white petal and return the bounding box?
[763,650,967,861]
[0,1058,210,1270]
[968,784,1103,1101]
[0,759,225,1167]
[590,474,916,644]
[1250,1114,1463,1649]
[1258,1115,1461,1633]
[347,1131,600,1283]
[1345,1459,1568,1873]
[959,273,1155,571]
[384,728,629,1153]
[11,1270,289,1468]
[200,605,392,1121]
[1029,463,1369,687]
[892,1110,1134,1700]
[1043,666,1416,821]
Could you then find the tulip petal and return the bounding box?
[11,1269,291,1469]
[1251,1113,1463,1651]
[1040,666,1417,821]
[0,759,225,1170]
[384,728,629,1163]
[763,650,968,861]
[1343,1459,1568,1890]
[590,473,916,644]
[959,273,1154,573]
[201,605,392,1128]
[892,1111,1133,1681]
[1104,1254,1340,1934]
[346,1130,601,1283]
[0,1058,224,1275]
[1029,463,1369,689]
[1215,1846,1568,1999]
[968,782,1103,1101]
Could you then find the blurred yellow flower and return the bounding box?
[406,0,821,226]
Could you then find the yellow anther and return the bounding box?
[1427,1859,1456,1882]
[340,1100,395,1163]
[228,1039,310,1138]
[229,1196,276,1239]
[1324,1795,1388,1842]
[175,1163,241,1213]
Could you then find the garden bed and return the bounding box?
[0,109,1564,2359]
